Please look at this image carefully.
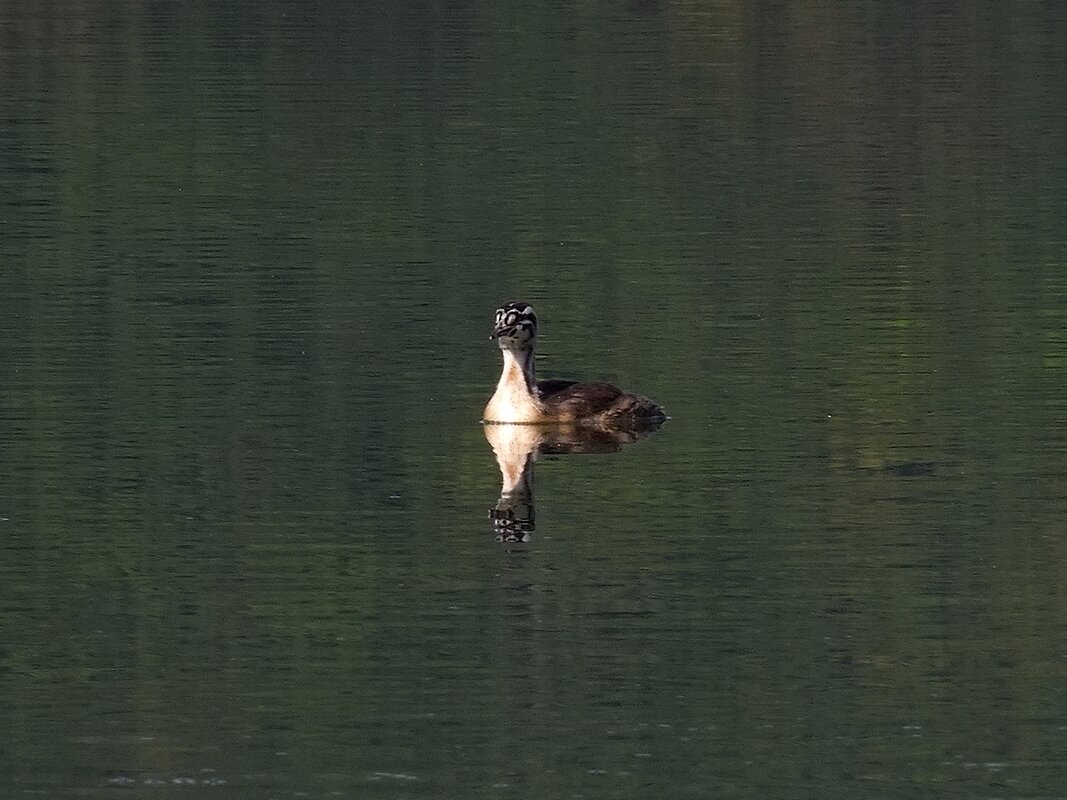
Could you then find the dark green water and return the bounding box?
[3,2,1067,798]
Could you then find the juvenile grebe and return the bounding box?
[483,301,666,427]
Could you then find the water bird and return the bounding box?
[483,302,666,427]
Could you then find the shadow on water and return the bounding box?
[484,420,665,543]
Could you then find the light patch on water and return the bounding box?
[368,772,420,782]
[107,771,227,788]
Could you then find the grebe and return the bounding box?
[483,301,666,427]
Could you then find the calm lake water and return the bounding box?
[3,3,1067,798]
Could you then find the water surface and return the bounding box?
[2,2,1066,798]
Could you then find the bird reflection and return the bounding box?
[484,421,664,542]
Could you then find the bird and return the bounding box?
[483,301,666,428]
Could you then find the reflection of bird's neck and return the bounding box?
[485,423,542,542]
[485,423,542,492]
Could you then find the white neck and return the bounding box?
[483,345,543,423]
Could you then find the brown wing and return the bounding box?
[541,381,666,428]
[603,391,667,428]
[539,382,624,420]
[536,378,579,399]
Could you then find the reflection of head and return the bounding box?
[490,494,534,543]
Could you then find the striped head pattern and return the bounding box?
[490,301,537,349]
